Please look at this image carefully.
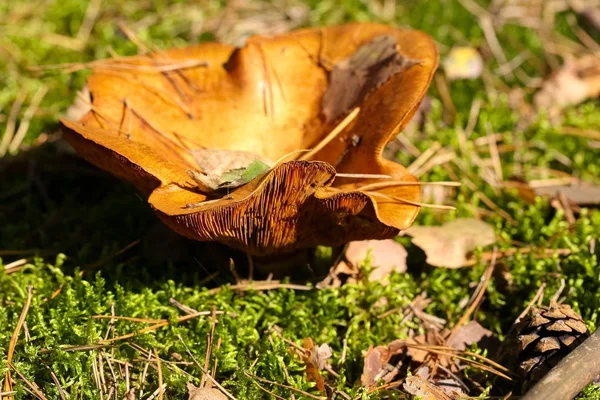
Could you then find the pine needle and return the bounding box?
[97,311,216,344]
[4,285,33,398]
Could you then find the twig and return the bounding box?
[4,286,33,396]
[522,328,600,400]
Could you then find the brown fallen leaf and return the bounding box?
[322,34,421,123]
[186,382,227,400]
[406,218,496,268]
[345,239,408,281]
[534,55,600,113]
[446,320,493,351]
[361,345,393,387]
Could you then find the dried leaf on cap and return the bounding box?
[322,35,421,123]
[406,218,496,268]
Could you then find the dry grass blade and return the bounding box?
[448,249,497,339]
[201,306,218,387]
[177,335,238,400]
[4,259,28,275]
[97,311,214,344]
[153,348,164,400]
[8,86,48,154]
[243,372,327,400]
[365,191,456,210]
[208,281,313,294]
[92,315,166,323]
[403,344,513,380]
[4,285,33,397]
[30,58,208,74]
[42,362,67,400]
[463,247,571,267]
[297,107,360,161]
[6,363,48,400]
[0,90,27,157]
[407,142,441,174]
[335,173,391,179]
[353,181,460,191]
[248,378,288,400]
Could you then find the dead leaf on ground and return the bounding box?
[406,218,496,268]
[446,320,493,351]
[61,23,439,256]
[186,382,227,400]
[442,46,483,80]
[345,239,408,281]
[322,34,421,123]
[361,345,395,388]
[534,55,600,114]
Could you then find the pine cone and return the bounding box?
[517,303,589,385]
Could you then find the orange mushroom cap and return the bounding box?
[61,23,438,256]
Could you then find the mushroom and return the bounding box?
[61,23,438,257]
